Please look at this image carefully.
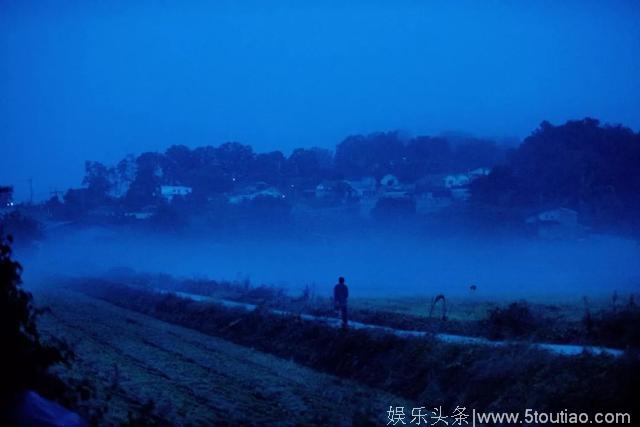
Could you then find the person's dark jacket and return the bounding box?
[334,283,348,305]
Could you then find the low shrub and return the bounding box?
[485,301,539,339]
[0,234,73,419]
[591,305,640,349]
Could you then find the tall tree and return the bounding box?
[251,151,286,185]
[82,161,114,204]
[215,142,255,184]
[285,147,333,181]
[471,118,640,231]
[163,145,194,185]
[125,152,164,208]
[401,136,451,180]
[335,132,404,179]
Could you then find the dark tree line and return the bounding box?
[66,132,505,211]
[39,118,640,233]
[335,132,503,181]
[470,118,640,232]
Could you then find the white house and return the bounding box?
[468,167,491,178]
[315,180,358,201]
[345,177,377,198]
[380,174,400,189]
[444,168,490,189]
[534,207,578,226]
[228,187,284,204]
[443,174,470,188]
[125,211,154,220]
[160,185,192,201]
[526,207,582,239]
[125,206,156,220]
[379,174,416,199]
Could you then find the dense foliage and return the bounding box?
[60,132,505,211]
[19,117,640,234]
[0,234,68,404]
[0,211,44,245]
[471,118,640,232]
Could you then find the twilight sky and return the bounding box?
[1,0,639,200]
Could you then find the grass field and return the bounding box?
[34,288,410,426]
[140,274,637,348]
[351,294,624,322]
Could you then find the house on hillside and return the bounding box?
[379,174,415,199]
[444,174,470,188]
[380,174,400,189]
[228,187,284,204]
[345,176,377,198]
[315,180,358,203]
[526,207,582,239]
[532,207,579,226]
[468,167,491,179]
[413,175,453,214]
[160,185,192,201]
[124,206,156,220]
[442,168,490,201]
[285,177,319,199]
[444,168,490,189]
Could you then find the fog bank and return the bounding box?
[17,227,640,298]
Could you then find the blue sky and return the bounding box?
[1,0,639,200]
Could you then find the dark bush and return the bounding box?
[0,211,44,246]
[592,305,640,349]
[486,301,538,339]
[0,234,70,407]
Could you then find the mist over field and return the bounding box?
[18,226,640,298]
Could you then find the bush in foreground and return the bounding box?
[0,233,71,415]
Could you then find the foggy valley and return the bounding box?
[17,226,640,299]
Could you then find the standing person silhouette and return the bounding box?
[333,277,349,329]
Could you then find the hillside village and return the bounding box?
[4,118,640,241]
[3,131,508,226]
[13,168,493,222]
[1,155,579,241]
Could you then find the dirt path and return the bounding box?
[36,289,410,426]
